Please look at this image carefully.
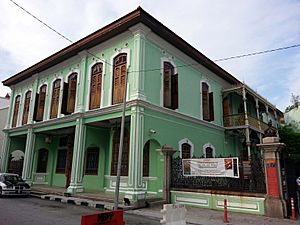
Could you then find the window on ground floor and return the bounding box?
[85,147,99,175]
[56,149,67,173]
[36,148,49,173]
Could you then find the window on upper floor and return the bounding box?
[89,63,103,109]
[12,95,20,127]
[34,84,47,122]
[50,79,61,119]
[22,90,31,125]
[61,73,77,115]
[163,62,178,110]
[112,53,127,105]
[202,82,214,121]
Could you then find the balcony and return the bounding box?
[224,114,269,131]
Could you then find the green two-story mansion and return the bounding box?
[1,7,282,205]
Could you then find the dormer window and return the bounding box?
[163,62,178,110]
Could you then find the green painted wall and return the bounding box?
[83,126,109,191]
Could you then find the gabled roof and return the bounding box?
[3,6,240,86]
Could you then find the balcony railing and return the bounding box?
[224,113,270,131]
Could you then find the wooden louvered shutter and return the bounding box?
[171,73,178,109]
[89,64,102,109]
[50,79,61,119]
[61,82,69,115]
[22,91,31,125]
[202,83,210,121]
[33,93,39,121]
[143,141,150,177]
[163,65,172,108]
[36,85,46,121]
[12,95,20,127]
[66,73,77,114]
[112,54,127,105]
[209,92,214,121]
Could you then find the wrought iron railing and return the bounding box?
[171,154,266,193]
[224,113,270,131]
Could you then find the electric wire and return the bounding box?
[8,0,300,74]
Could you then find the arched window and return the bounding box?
[89,63,103,109]
[65,73,77,114]
[163,62,178,110]
[85,147,99,175]
[35,85,47,122]
[22,90,31,125]
[50,79,61,119]
[12,95,20,127]
[36,148,48,173]
[181,143,191,159]
[111,128,129,176]
[112,54,127,104]
[203,143,215,158]
[202,82,214,121]
[143,141,150,177]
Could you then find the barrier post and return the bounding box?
[291,198,296,220]
[223,199,229,223]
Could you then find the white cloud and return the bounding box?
[0,0,299,112]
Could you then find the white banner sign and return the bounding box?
[182,157,239,178]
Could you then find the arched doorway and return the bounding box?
[7,150,24,176]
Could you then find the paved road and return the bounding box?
[0,196,160,225]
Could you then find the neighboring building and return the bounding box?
[0,95,10,172]
[284,106,300,131]
[1,7,282,213]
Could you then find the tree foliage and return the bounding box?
[279,124,300,162]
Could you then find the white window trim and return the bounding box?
[86,60,106,111]
[200,80,211,120]
[65,69,80,113]
[108,48,131,107]
[12,93,22,128]
[178,138,194,158]
[48,76,64,119]
[160,58,178,108]
[203,142,215,158]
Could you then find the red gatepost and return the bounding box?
[223,199,229,223]
[81,210,125,225]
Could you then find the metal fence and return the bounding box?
[171,154,266,193]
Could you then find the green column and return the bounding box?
[7,89,15,128]
[125,106,146,204]
[67,117,86,194]
[77,51,88,112]
[0,132,11,172]
[22,128,36,185]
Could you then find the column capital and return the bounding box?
[161,145,176,156]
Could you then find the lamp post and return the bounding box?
[114,70,129,210]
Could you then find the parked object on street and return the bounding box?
[0,173,31,196]
[81,210,125,225]
[160,204,187,225]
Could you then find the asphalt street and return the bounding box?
[0,196,160,225]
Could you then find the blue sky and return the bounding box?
[1,0,300,111]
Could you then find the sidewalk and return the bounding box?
[126,205,300,225]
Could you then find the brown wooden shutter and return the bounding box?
[202,92,209,121]
[112,54,127,105]
[12,95,20,127]
[89,64,102,109]
[143,141,150,177]
[22,91,31,125]
[67,73,77,114]
[61,82,69,114]
[171,73,178,109]
[33,93,39,121]
[50,79,61,119]
[36,85,46,121]
[163,67,172,108]
[209,92,214,121]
